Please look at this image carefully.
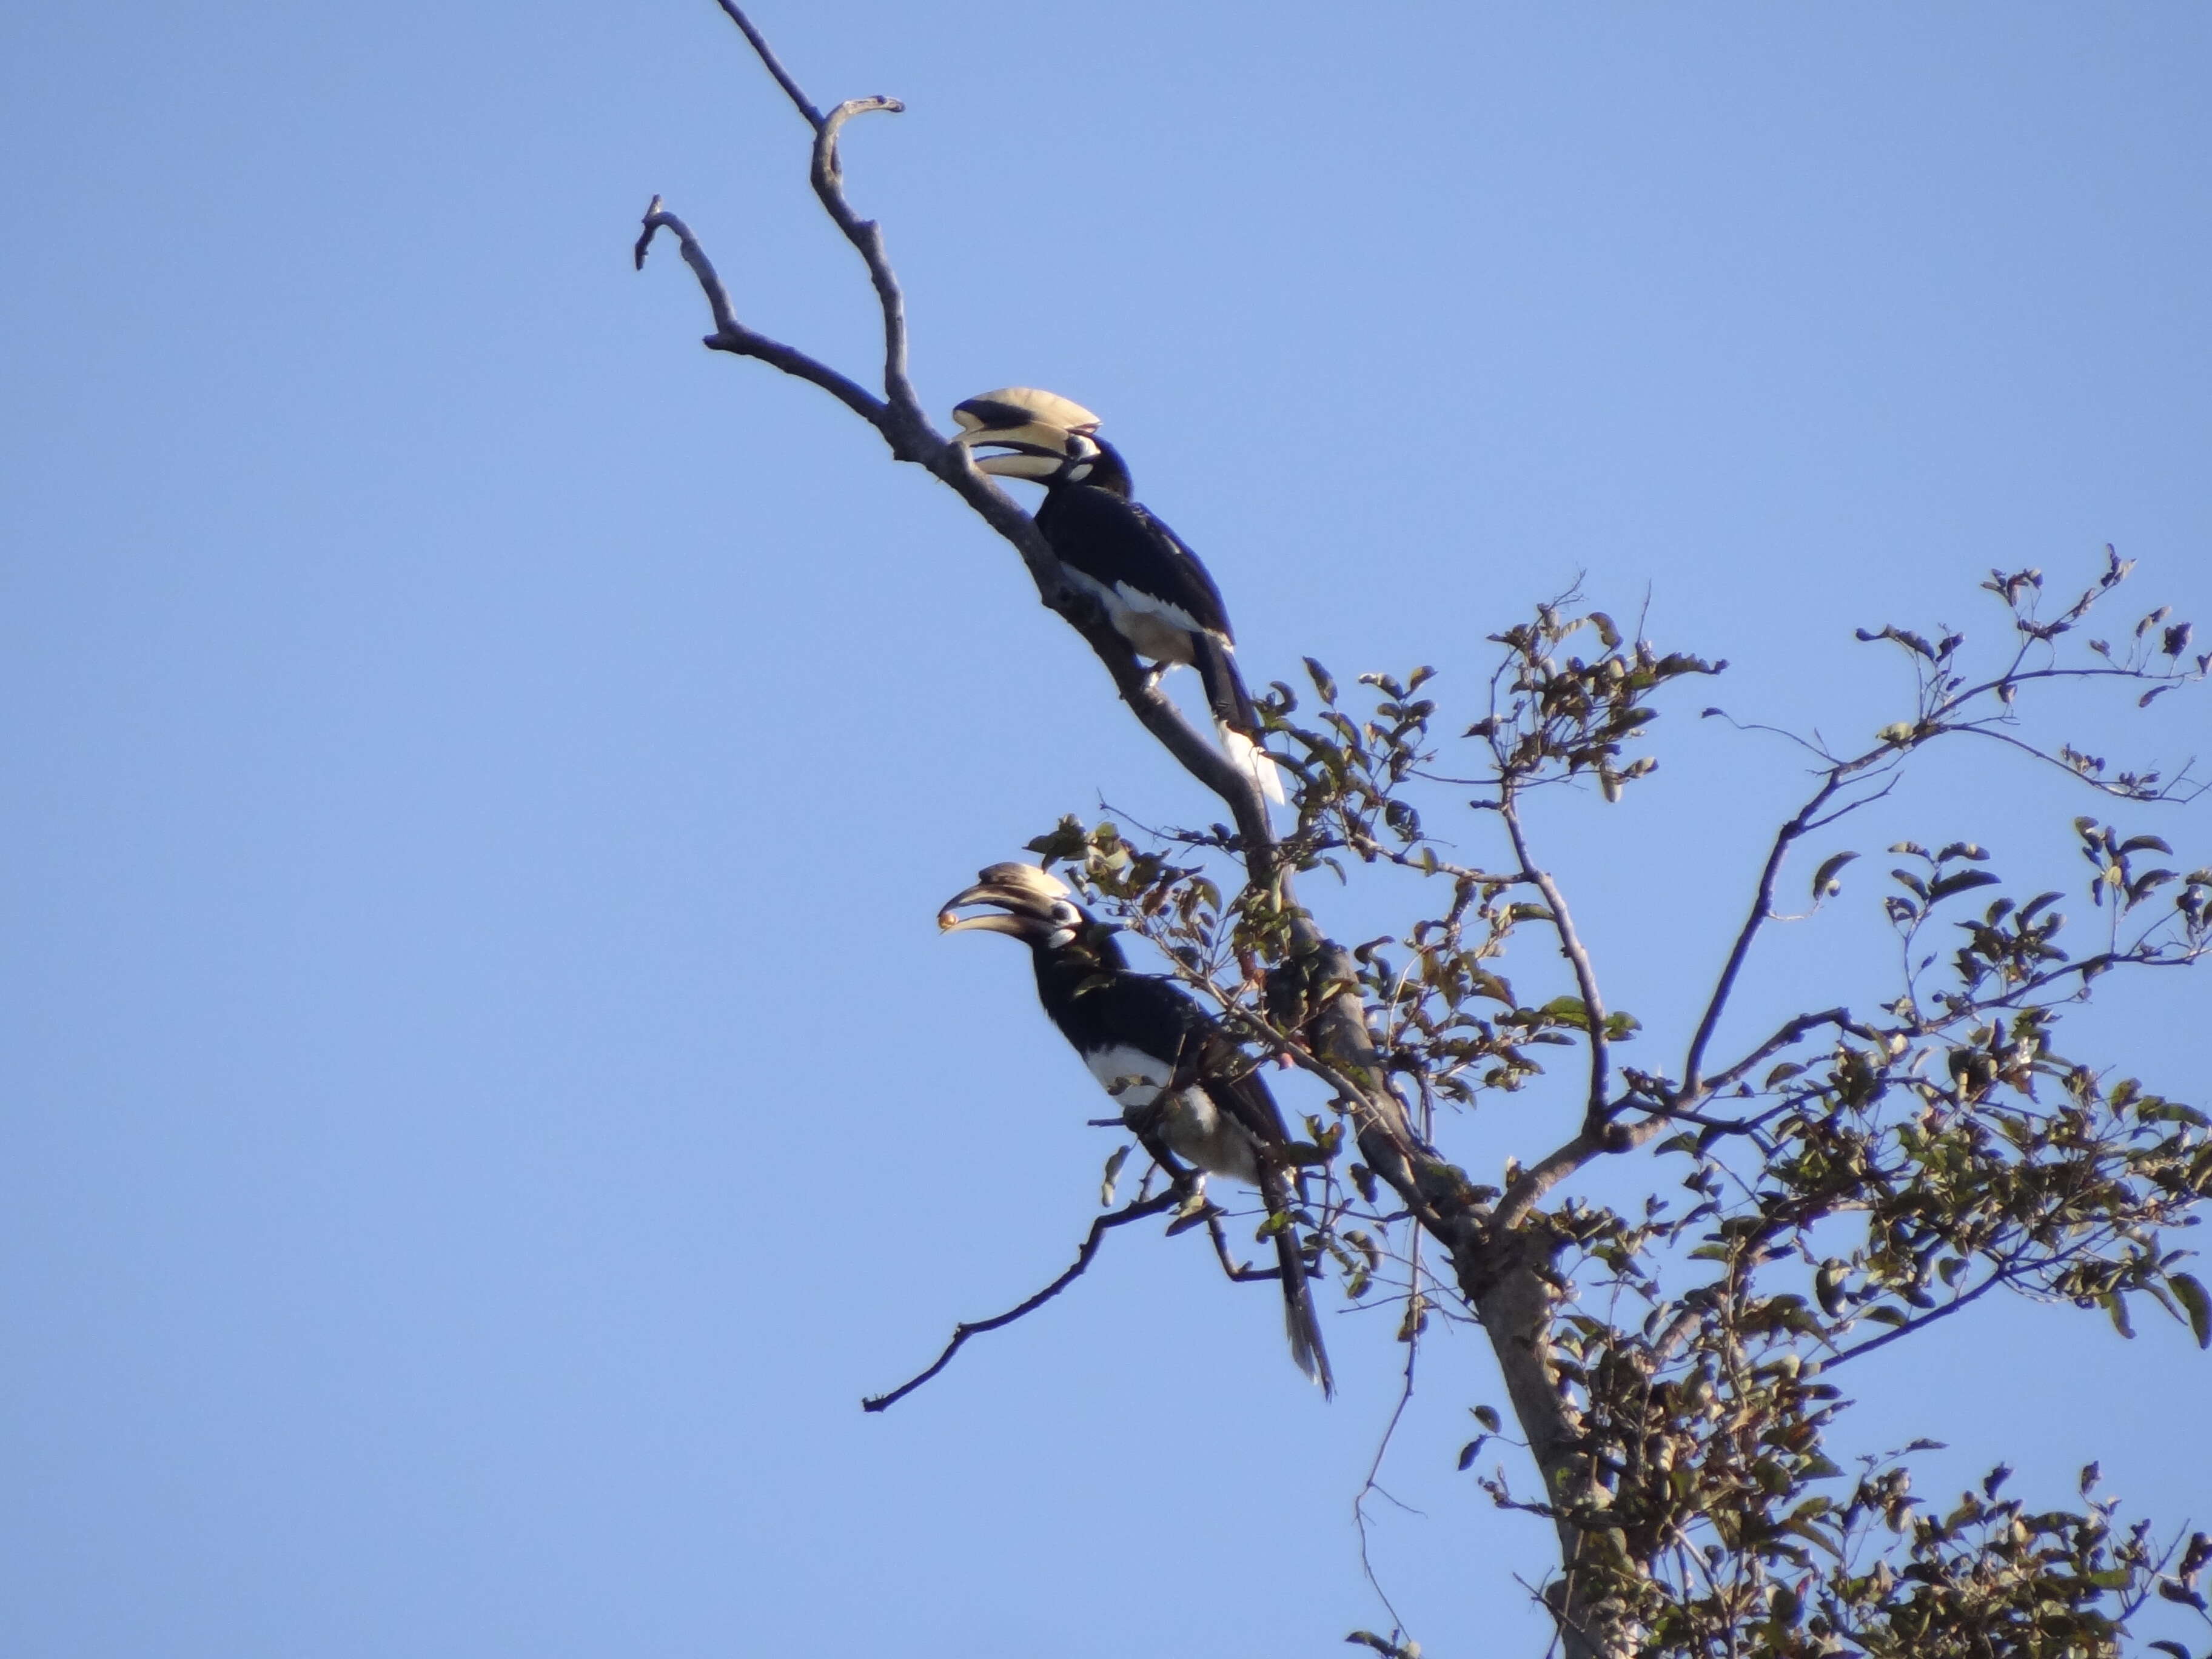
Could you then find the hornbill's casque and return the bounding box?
[951,388,1286,805]
[939,862,1332,1395]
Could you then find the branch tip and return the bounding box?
[714,0,825,129]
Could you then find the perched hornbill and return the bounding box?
[939,862,1332,1395]
[951,387,1285,805]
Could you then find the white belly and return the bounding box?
[1082,1046,1262,1186]
[1155,1088,1262,1185]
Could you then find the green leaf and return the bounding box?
[1539,995,1592,1030]
[1769,1584,1801,1628]
[2105,1292,2136,1339]
[1927,870,2002,902]
[2171,1272,2212,1350]
[1456,1436,1488,1471]
[1099,1144,1131,1207]
[1811,850,1859,900]
[1472,1404,1503,1432]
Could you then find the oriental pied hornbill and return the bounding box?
[951,388,1285,805]
[939,862,1332,1395]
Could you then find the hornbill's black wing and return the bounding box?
[1040,486,1236,642]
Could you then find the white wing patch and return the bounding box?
[1111,581,1203,635]
[1084,1044,1171,1109]
[1055,568,1200,666]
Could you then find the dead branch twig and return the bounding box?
[862,1190,1181,1412]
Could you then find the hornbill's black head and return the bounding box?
[937,862,1119,965]
[951,387,1133,498]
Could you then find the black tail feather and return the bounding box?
[1190,630,1260,735]
[1263,1168,1333,1398]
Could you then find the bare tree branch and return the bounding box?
[712,0,822,126]
[635,199,888,426]
[862,1190,1181,1412]
[1819,1268,2016,1372]
[1492,1113,1675,1235]
[1939,719,2205,804]
[1500,797,1611,1138]
[1202,1207,1282,1282]
[1681,774,1850,1101]
[809,98,920,418]
[1353,1251,1424,1638]
[1696,1007,1865,1097]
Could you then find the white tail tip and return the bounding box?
[1221,725,1287,806]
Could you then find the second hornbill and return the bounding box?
[939,862,1332,1395]
[951,387,1285,804]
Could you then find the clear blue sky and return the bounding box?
[4,4,2208,1655]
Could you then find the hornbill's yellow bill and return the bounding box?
[953,388,1102,481]
[936,862,1081,941]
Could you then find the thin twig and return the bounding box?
[1681,775,1846,1099]
[861,1191,1179,1411]
[1820,1269,2013,1372]
[1353,1242,1425,1638]
[1940,720,2205,804]
[1202,1209,1282,1282]
[1695,1007,1862,1098]
[713,0,823,126]
[1500,796,1610,1136]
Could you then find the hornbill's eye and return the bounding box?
[1061,433,1100,483]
